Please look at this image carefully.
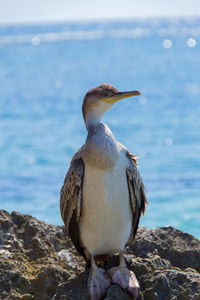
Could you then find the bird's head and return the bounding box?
[82,83,140,130]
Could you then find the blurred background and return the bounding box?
[0,0,200,238]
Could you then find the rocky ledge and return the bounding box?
[0,210,199,300]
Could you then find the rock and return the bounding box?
[0,210,199,300]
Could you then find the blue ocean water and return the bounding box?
[0,18,199,239]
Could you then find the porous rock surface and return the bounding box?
[0,210,199,300]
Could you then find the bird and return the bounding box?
[60,83,147,300]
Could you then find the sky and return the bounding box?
[0,0,200,24]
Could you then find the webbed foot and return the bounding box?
[88,257,111,300]
[107,252,140,299]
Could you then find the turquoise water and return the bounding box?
[0,18,200,239]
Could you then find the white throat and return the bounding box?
[85,101,113,130]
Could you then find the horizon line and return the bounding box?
[0,14,200,27]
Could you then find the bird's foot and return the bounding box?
[88,267,111,300]
[108,265,140,299]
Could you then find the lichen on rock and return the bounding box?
[0,210,199,299]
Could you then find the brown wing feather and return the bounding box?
[126,152,147,243]
[60,158,86,258]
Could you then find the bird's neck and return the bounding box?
[84,102,113,131]
[87,122,108,138]
[85,122,119,170]
[85,110,103,131]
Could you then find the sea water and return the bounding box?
[0,18,199,239]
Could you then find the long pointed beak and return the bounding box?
[102,90,141,104]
